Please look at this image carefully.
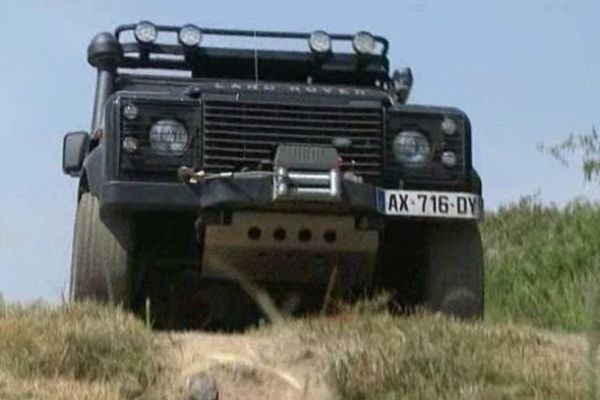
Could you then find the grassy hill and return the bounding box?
[1,199,599,399]
[0,302,595,400]
[484,197,600,331]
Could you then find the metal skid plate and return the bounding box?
[201,212,379,287]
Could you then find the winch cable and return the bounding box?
[177,166,274,184]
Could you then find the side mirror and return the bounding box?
[62,131,90,176]
[391,67,414,103]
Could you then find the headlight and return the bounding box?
[352,31,375,55]
[308,31,331,54]
[134,21,158,44]
[149,119,189,156]
[179,25,202,47]
[393,131,431,166]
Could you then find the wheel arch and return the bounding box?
[80,145,104,198]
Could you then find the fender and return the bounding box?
[80,144,104,197]
[470,169,482,196]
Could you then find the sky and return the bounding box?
[0,0,598,301]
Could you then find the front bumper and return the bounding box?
[101,176,375,213]
[100,175,483,220]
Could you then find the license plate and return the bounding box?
[379,190,483,219]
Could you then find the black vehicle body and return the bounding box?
[63,23,484,328]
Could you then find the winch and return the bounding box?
[273,145,342,202]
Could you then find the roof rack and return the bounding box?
[114,23,389,56]
[109,23,390,85]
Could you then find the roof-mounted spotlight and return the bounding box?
[179,24,202,47]
[134,21,158,44]
[308,30,332,54]
[352,31,376,55]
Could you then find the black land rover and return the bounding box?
[62,22,484,329]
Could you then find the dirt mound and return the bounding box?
[1,303,596,399]
[161,331,334,400]
[158,313,594,400]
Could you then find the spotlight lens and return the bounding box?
[441,151,458,167]
[179,25,202,47]
[308,31,331,54]
[134,21,157,44]
[352,31,375,55]
[441,117,457,135]
[393,130,431,166]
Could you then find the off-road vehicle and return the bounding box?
[62,22,484,328]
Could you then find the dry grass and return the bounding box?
[158,298,594,400]
[0,300,595,399]
[0,301,160,400]
[259,311,591,400]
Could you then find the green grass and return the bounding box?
[483,197,600,331]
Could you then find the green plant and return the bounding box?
[483,197,600,331]
[541,126,600,181]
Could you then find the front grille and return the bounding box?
[202,99,384,182]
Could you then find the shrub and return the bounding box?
[483,197,600,331]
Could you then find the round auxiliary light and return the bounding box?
[441,117,457,135]
[352,31,375,55]
[179,24,202,47]
[122,103,139,120]
[149,119,189,156]
[441,151,458,168]
[393,130,431,166]
[308,30,332,54]
[122,137,139,153]
[134,21,158,44]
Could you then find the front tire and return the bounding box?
[379,221,484,319]
[70,193,131,305]
[424,222,484,319]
